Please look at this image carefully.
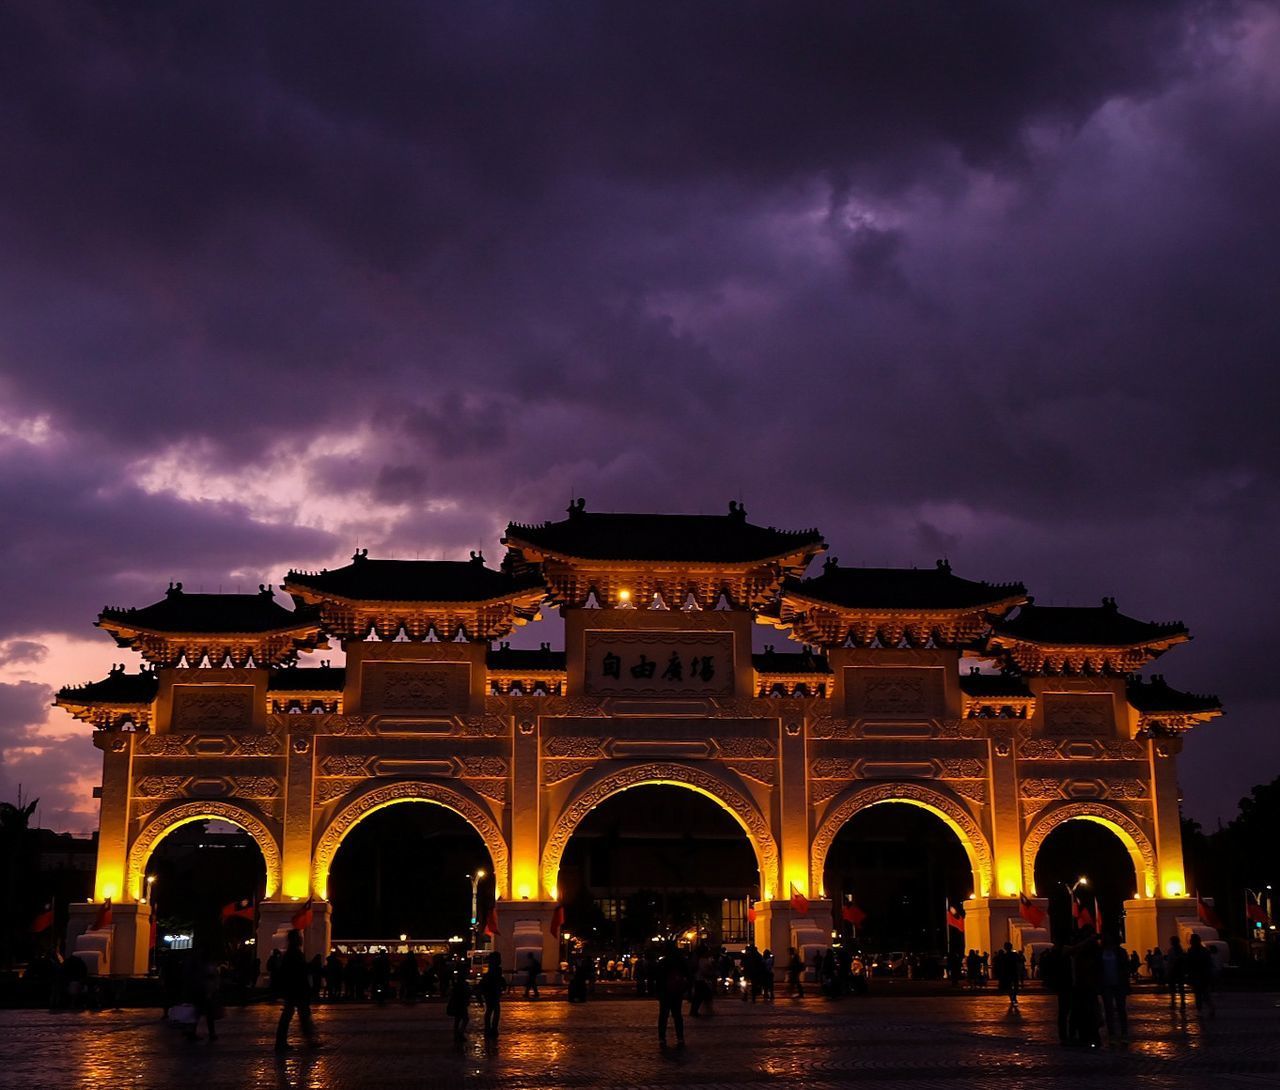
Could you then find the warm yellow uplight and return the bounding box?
[518,884,531,900]
[617,589,632,603]
[1165,880,1184,897]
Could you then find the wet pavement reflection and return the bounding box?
[0,991,1276,1088]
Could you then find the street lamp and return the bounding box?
[468,870,487,950]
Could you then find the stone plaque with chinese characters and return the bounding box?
[362,661,471,715]
[171,686,255,732]
[584,631,735,697]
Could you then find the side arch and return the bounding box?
[1023,800,1156,898]
[312,780,509,899]
[812,782,994,898]
[541,762,779,900]
[129,800,281,901]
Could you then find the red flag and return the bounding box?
[550,904,564,938]
[483,905,499,937]
[1246,892,1272,927]
[789,884,809,915]
[30,902,54,934]
[841,897,866,927]
[746,904,757,925]
[92,899,113,930]
[1197,894,1223,931]
[1018,893,1046,928]
[290,897,314,931]
[221,896,255,922]
[1071,893,1094,930]
[946,904,966,932]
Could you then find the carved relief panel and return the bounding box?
[361,662,471,715]
[844,667,945,718]
[1041,693,1117,737]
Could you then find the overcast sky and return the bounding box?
[1,2,1277,833]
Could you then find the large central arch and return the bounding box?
[1022,800,1156,898]
[312,780,509,899]
[811,782,993,898]
[541,762,779,899]
[128,800,282,902]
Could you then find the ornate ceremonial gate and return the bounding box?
[57,504,1220,975]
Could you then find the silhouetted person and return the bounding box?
[524,952,541,998]
[478,951,506,1037]
[275,930,320,1052]
[324,952,343,1000]
[787,947,804,997]
[1037,942,1072,1044]
[398,951,420,1003]
[1166,935,1187,1009]
[655,943,688,1048]
[689,945,716,1016]
[1068,927,1103,1048]
[1100,933,1130,1042]
[446,967,471,1041]
[182,938,221,1042]
[371,949,391,1004]
[994,941,1024,1009]
[1186,933,1216,1017]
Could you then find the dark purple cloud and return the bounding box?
[0,0,1277,827]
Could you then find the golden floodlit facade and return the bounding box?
[56,502,1222,975]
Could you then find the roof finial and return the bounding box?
[728,499,747,521]
[936,558,951,574]
[568,497,586,518]
[258,583,273,597]
[470,550,485,565]
[824,555,838,572]
[1102,596,1117,611]
[166,581,183,597]
[352,547,369,562]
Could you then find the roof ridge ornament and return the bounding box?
[567,497,586,519]
[352,548,369,563]
[470,550,485,565]
[165,581,183,597]
[727,499,747,521]
[936,558,951,574]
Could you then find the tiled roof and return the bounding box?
[485,643,566,671]
[1127,674,1220,714]
[285,553,543,602]
[991,599,1188,646]
[98,585,320,634]
[267,665,347,692]
[752,648,831,674]
[56,666,158,704]
[504,501,823,564]
[786,560,1026,611]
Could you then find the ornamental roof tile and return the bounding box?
[285,552,543,602]
[56,665,158,705]
[267,665,347,693]
[752,648,832,674]
[991,599,1188,647]
[1126,674,1221,714]
[503,500,823,564]
[97,585,321,635]
[958,669,1033,698]
[485,643,567,671]
[785,559,1026,611]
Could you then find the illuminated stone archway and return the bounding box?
[811,782,994,898]
[312,780,509,900]
[128,800,281,902]
[541,762,779,900]
[1023,801,1157,899]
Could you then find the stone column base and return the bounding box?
[65,901,152,976]
[753,898,832,977]
[494,900,558,980]
[257,899,331,958]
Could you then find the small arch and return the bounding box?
[312,780,509,900]
[812,782,994,897]
[541,763,779,900]
[1023,801,1156,898]
[129,800,281,901]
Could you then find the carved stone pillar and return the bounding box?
[778,716,809,898]
[511,715,539,900]
[1149,736,1185,897]
[93,732,135,902]
[282,729,317,898]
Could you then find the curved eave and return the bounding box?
[94,618,327,644]
[503,537,823,573]
[283,584,546,614]
[781,591,1027,619]
[987,632,1191,653]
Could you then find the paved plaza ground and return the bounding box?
[1,991,1278,1090]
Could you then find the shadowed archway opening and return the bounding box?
[327,803,493,940]
[1034,819,1138,942]
[144,819,266,961]
[556,785,759,952]
[823,803,972,962]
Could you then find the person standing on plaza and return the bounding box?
[445,966,472,1042]
[1099,933,1131,1043]
[787,947,804,998]
[1068,927,1103,1049]
[689,944,716,1016]
[275,930,320,1052]
[994,941,1024,1009]
[1037,942,1072,1044]
[182,935,222,1042]
[524,951,541,999]
[656,943,689,1049]
[1166,935,1188,1010]
[478,951,506,1037]
[1186,933,1216,1017]
[761,949,775,1000]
